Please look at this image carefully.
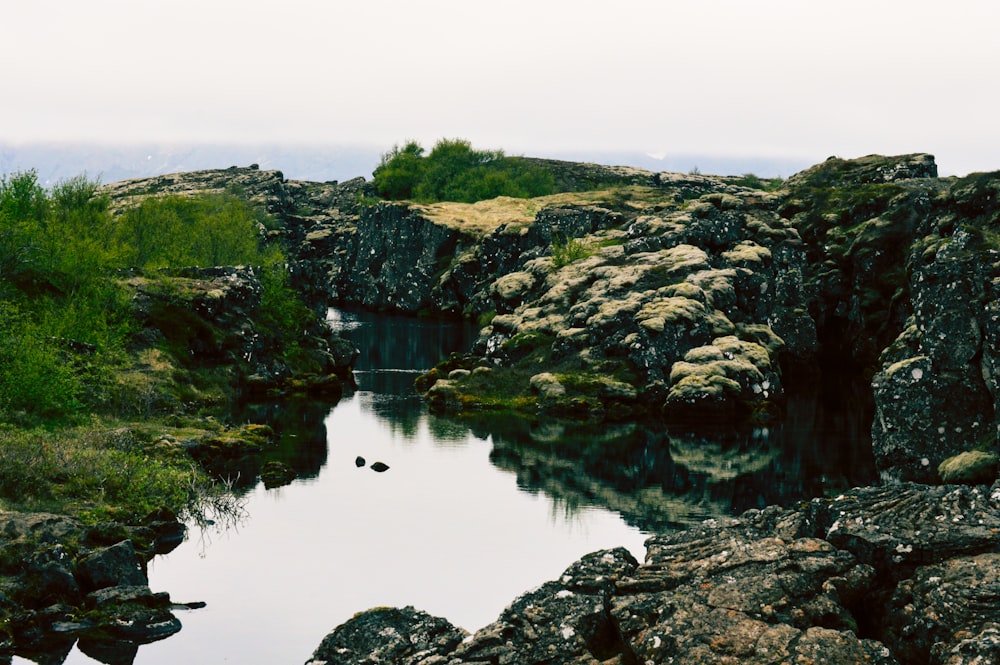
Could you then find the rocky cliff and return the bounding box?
[98,154,1000,664]
[103,153,1000,488]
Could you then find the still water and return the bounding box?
[34,309,654,664]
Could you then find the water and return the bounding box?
[30,309,651,664]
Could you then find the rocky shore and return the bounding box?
[42,152,1000,663]
[308,481,1000,665]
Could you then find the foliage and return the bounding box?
[0,171,300,424]
[732,173,785,191]
[0,422,229,522]
[372,138,556,203]
[551,237,592,268]
[257,263,325,374]
[114,193,280,269]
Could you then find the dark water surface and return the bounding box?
[28,308,876,664]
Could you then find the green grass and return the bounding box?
[0,421,228,523]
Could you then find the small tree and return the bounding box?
[372,141,426,200]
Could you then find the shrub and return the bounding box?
[372,138,556,203]
[114,193,279,269]
[551,237,592,268]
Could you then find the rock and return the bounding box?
[884,553,1000,664]
[939,450,999,485]
[83,584,183,643]
[355,456,366,467]
[23,549,81,609]
[934,625,1000,665]
[804,483,1000,581]
[305,606,467,665]
[311,482,1000,664]
[76,541,147,592]
[370,462,390,473]
[449,548,638,664]
[260,460,296,489]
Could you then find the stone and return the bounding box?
[76,541,147,592]
[305,606,467,665]
[939,450,999,485]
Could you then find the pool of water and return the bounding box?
[22,307,877,664]
[29,309,651,664]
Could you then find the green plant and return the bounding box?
[372,139,556,204]
[551,237,592,268]
[113,193,279,269]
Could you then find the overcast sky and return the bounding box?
[2,1,998,175]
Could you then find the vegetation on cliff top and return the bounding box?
[372,139,557,203]
[0,169,317,521]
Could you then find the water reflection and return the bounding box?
[19,308,877,665]
[476,389,877,531]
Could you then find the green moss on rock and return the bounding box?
[938,450,999,485]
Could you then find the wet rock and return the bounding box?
[83,584,182,643]
[452,548,638,664]
[261,461,297,489]
[884,553,1000,664]
[76,541,147,592]
[305,606,467,665]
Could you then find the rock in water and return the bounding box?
[370,461,389,472]
[306,606,466,665]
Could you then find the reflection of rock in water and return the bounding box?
[668,431,779,481]
[483,400,875,532]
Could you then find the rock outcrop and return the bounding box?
[309,481,1000,665]
[101,153,1000,483]
[0,511,191,656]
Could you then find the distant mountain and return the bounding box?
[0,143,385,187]
[0,142,812,187]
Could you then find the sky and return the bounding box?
[2,0,999,176]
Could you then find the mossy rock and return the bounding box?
[261,461,296,489]
[938,451,999,485]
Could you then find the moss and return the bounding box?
[667,373,742,400]
[735,324,786,356]
[938,450,999,485]
[635,296,705,332]
[490,271,536,303]
[658,244,711,277]
[503,331,555,361]
[722,241,772,265]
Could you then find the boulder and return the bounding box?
[76,541,147,592]
[305,606,467,665]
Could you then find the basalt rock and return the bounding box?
[0,511,189,658]
[312,481,1000,664]
[869,172,1000,482]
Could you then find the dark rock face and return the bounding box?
[0,511,188,656]
[76,540,147,592]
[868,173,1000,482]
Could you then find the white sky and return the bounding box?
[2,0,998,174]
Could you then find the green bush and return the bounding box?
[114,193,279,269]
[372,138,556,203]
[551,237,592,268]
